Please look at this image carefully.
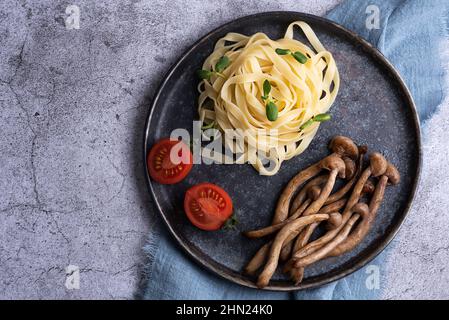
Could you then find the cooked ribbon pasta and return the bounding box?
[197,21,339,175]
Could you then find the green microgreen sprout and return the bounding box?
[197,56,230,80]
[299,113,332,131]
[261,79,271,101]
[266,101,278,122]
[215,56,230,73]
[261,79,278,122]
[275,48,308,64]
[201,121,216,130]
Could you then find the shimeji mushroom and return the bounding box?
[272,137,356,225]
[283,149,364,283]
[243,185,322,239]
[243,242,271,276]
[288,154,347,218]
[362,179,375,195]
[287,178,374,283]
[324,145,367,204]
[290,175,328,215]
[342,157,356,179]
[369,162,400,213]
[290,152,388,261]
[279,185,323,261]
[325,212,343,230]
[243,184,321,275]
[278,155,346,261]
[290,150,366,253]
[293,203,370,268]
[329,135,359,160]
[327,162,400,257]
[256,156,345,288]
[282,197,348,275]
[256,214,330,288]
[284,176,328,260]
[289,142,362,219]
[243,183,326,275]
[242,135,401,287]
[246,154,346,276]
[271,160,327,225]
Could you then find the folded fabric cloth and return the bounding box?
[142,0,449,300]
[327,0,448,122]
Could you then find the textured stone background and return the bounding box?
[1,0,448,299]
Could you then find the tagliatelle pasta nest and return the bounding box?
[198,21,340,175]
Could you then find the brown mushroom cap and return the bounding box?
[320,154,346,178]
[307,185,321,201]
[362,179,375,195]
[384,162,400,185]
[325,212,343,230]
[369,152,388,177]
[343,157,356,180]
[329,136,359,160]
[352,202,369,217]
[358,145,368,155]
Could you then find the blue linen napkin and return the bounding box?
[141,0,449,300]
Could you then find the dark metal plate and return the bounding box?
[143,12,421,291]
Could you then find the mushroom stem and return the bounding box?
[256,214,329,288]
[278,158,344,253]
[288,139,362,222]
[324,149,365,205]
[243,242,271,276]
[289,223,317,283]
[283,198,348,274]
[342,157,356,180]
[244,185,321,239]
[290,175,327,215]
[294,213,361,268]
[282,197,348,266]
[243,194,311,273]
[291,269,305,285]
[369,175,388,213]
[279,241,294,262]
[272,164,323,225]
[291,153,387,260]
[288,202,347,283]
[243,198,312,238]
[257,166,344,288]
[277,167,340,261]
[293,223,317,254]
[290,213,343,284]
[293,197,347,254]
[326,181,382,257]
[283,210,344,278]
[293,169,370,259]
[327,163,399,257]
[272,152,346,225]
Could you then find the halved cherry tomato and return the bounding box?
[184,183,233,231]
[147,138,193,184]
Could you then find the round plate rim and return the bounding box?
[143,11,422,291]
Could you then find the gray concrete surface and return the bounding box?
[382,96,449,300]
[1,0,448,299]
[0,0,340,300]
